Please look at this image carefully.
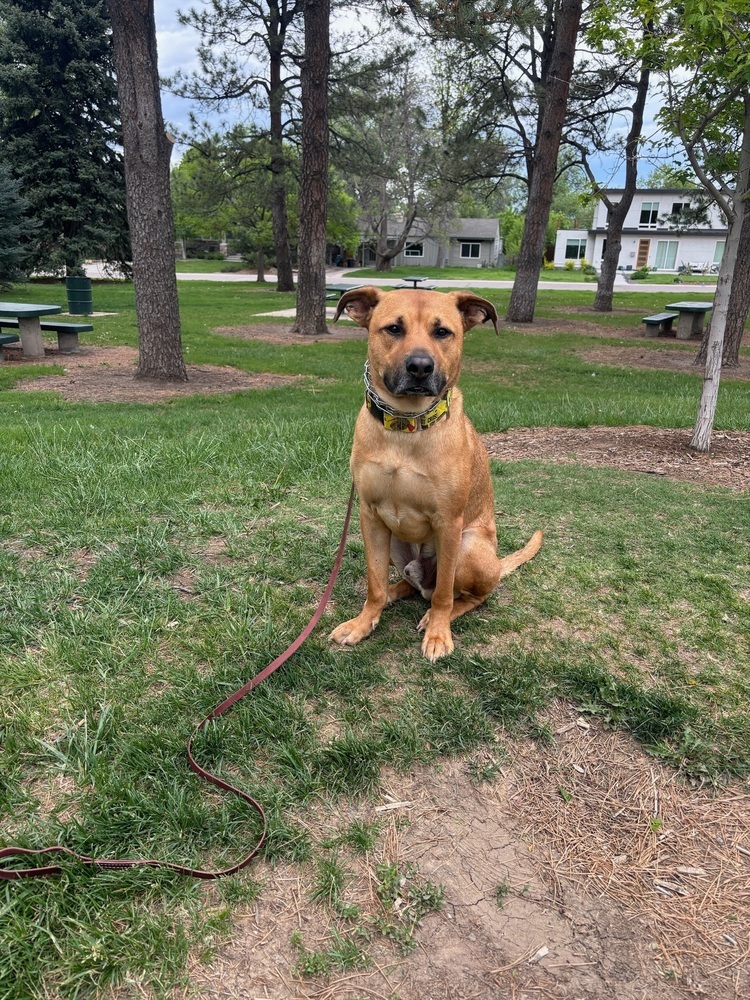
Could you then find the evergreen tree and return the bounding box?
[0,164,35,288]
[0,0,130,275]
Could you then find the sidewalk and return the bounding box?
[83,262,700,294]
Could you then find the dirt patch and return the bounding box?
[4,344,301,403]
[213,321,367,346]
[483,426,750,492]
[190,704,749,999]
[580,343,750,380]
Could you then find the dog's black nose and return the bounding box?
[405,353,435,379]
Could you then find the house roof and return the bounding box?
[448,218,500,240]
[361,217,500,241]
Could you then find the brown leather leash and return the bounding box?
[0,484,356,882]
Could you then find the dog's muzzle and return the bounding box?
[384,353,446,397]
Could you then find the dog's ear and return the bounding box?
[450,292,498,334]
[333,286,382,327]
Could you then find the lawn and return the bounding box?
[346,264,600,282]
[1,278,748,996]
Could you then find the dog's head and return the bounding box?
[334,287,497,401]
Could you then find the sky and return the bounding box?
[152,0,668,188]
[154,0,204,141]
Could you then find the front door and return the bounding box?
[636,239,650,269]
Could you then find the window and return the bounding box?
[564,238,587,260]
[655,240,679,269]
[460,242,481,258]
[404,242,424,257]
[714,240,725,265]
[639,202,660,227]
[671,202,686,216]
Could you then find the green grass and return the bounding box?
[1,277,749,996]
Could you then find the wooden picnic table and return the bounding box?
[0,302,62,358]
[665,300,714,340]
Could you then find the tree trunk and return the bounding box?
[506,0,582,323]
[696,182,750,368]
[691,97,750,451]
[257,247,266,282]
[292,0,330,336]
[269,29,295,293]
[593,55,652,312]
[107,0,187,381]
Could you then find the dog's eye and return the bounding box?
[433,326,453,339]
[384,324,403,337]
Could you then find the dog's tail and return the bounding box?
[498,530,543,580]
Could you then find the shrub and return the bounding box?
[564,259,575,271]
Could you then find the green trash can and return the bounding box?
[65,275,93,315]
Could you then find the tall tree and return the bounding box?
[0,165,35,288]
[292,0,331,335]
[565,2,666,313]
[107,0,187,381]
[505,0,583,321]
[332,50,437,271]
[0,0,129,275]
[660,0,750,451]
[171,0,303,293]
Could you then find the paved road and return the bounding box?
[84,262,707,295]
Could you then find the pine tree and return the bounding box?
[0,0,130,275]
[0,164,35,288]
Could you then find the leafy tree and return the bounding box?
[505,0,583,321]
[391,0,583,317]
[332,50,440,271]
[170,0,303,292]
[0,165,35,288]
[659,0,750,451]
[107,0,187,381]
[0,0,129,276]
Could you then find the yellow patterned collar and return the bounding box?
[365,387,452,432]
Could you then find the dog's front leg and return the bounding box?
[418,519,463,661]
[329,508,391,648]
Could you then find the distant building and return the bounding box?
[553,189,728,273]
[359,217,503,269]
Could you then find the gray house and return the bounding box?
[360,217,502,269]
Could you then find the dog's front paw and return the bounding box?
[329,614,379,647]
[421,627,455,662]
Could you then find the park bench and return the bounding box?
[0,332,20,360]
[642,312,678,337]
[0,317,93,353]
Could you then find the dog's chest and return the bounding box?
[356,453,444,541]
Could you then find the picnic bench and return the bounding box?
[665,301,714,340]
[0,332,20,360]
[0,316,93,354]
[395,276,436,290]
[325,283,363,301]
[0,302,67,358]
[642,311,678,337]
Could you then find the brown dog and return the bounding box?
[329,287,542,661]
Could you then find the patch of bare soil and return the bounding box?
[189,704,749,999]
[4,344,300,402]
[580,343,750,380]
[214,321,367,345]
[483,426,750,492]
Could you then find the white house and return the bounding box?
[553,189,728,274]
